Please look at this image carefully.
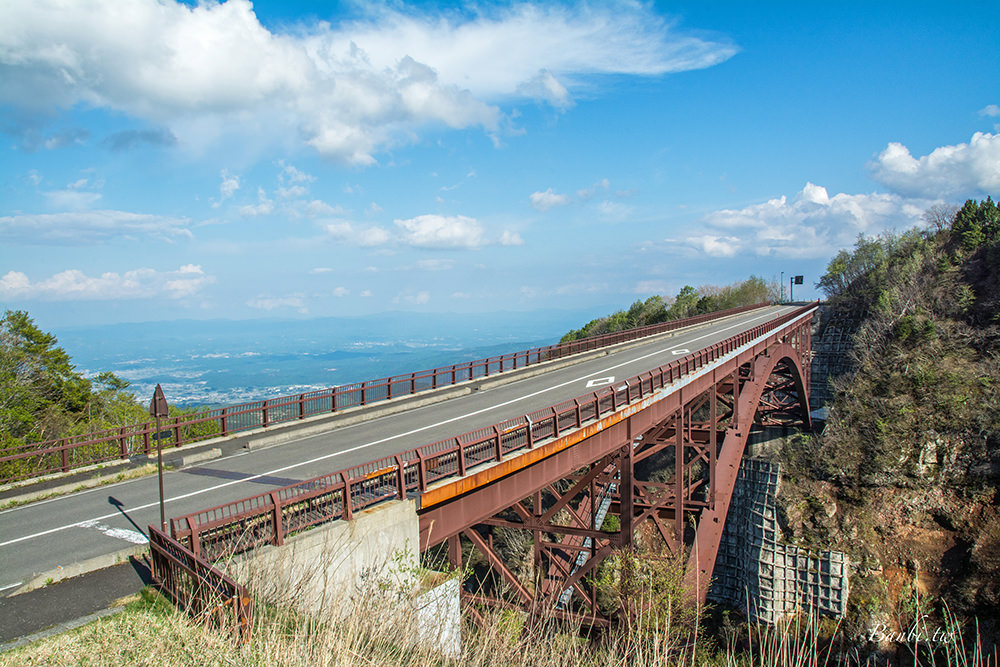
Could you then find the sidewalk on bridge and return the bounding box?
[0,557,152,652]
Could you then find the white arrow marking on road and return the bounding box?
[80,519,149,545]
[586,376,615,388]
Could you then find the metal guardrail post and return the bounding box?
[395,455,407,500]
[187,516,201,558]
[493,425,502,460]
[343,477,353,520]
[270,492,284,546]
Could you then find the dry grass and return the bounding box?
[5,524,995,667]
[3,585,996,667]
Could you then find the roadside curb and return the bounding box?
[1,465,157,509]
[10,545,148,597]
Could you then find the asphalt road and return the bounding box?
[0,305,795,595]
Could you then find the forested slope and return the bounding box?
[560,276,774,342]
[778,198,1000,639]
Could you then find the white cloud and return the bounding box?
[279,162,314,184]
[631,280,671,295]
[686,234,742,257]
[43,189,102,210]
[692,182,931,259]
[331,286,349,297]
[394,214,485,248]
[239,187,274,216]
[979,105,1000,118]
[529,188,570,211]
[358,226,391,246]
[415,259,455,271]
[0,264,213,300]
[577,178,610,200]
[0,1,736,164]
[870,132,1000,198]
[327,214,517,249]
[246,293,307,313]
[499,230,524,246]
[217,169,240,204]
[0,210,192,244]
[394,290,430,305]
[308,267,332,274]
[516,70,572,109]
[596,200,633,221]
[277,184,307,199]
[305,200,345,217]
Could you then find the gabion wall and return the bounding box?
[709,458,849,623]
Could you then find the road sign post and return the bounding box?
[149,384,169,531]
[790,275,803,301]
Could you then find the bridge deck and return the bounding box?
[0,306,795,592]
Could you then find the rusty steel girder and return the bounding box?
[419,319,813,626]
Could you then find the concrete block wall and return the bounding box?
[810,305,865,408]
[709,458,849,623]
[223,499,461,657]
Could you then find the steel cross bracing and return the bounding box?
[420,305,815,625]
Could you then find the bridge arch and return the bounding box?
[422,320,816,623]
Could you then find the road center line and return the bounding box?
[0,308,788,549]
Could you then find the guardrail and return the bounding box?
[1,303,768,484]
[170,303,818,562]
[148,525,252,642]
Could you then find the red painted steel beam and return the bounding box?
[683,343,810,604]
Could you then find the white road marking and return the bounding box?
[0,307,791,549]
[671,349,689,355]
[586,377,615,388]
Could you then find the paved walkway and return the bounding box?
[0,558,152,650]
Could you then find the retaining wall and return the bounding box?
[709,458,849,623]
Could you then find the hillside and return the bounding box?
[775,198,1000,642]
[560,277,774,342]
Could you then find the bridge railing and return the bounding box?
[0,303,767,484]
[170,303,818,561]
[148,525,252,642]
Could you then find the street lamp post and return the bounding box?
[149,384,169,531]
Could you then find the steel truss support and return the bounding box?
[422,322,813,625]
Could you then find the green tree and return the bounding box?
[667,285,699,319]
[1,310,93,443]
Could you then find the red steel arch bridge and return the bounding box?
[160,302,817,627]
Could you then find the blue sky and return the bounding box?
[2,0,998,328]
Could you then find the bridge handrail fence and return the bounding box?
[148,525,252,642]
[170,303,818,562]
[1,303,767,484]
